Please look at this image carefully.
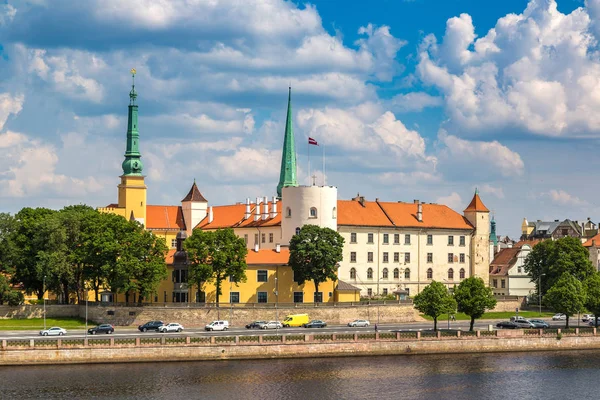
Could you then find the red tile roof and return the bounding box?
[464,193,489,213]
[378,201,473,230]
[245,248,289,265]
[514,239,543,248]
[195,203,282,230]
[146,205,186,230]
[337,200,394,227]
[583,233,600,247]
[165,249,176,264]
[489,247,520,275]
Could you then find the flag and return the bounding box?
[308,137,318,146]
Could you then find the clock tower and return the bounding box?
[117,69,147,225]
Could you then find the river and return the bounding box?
[1,350,597,399]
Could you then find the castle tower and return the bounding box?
[276,87,298,198]
[117,69,147,225]
[463,188,490,282]
[181,180,208,236]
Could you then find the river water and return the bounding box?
[1,350,598,399]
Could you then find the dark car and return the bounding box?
[88,324,114,335]
[246,321,267,329]
[304,320,327,328]
[138,320,164,332]
[529,319,549,329]
[496,321,518,329]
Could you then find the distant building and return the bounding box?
[520,218,598,242]
[489,243,536,296]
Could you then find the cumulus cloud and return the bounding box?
[480,184,505,199]
[0,93,24,131]
[214,148,281,182]
[436,192,463,211]
[391,92,443,112]
[543,189,587,206]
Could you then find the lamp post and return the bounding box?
[275,277,279,322]
[43,275,46,330]
[538,273,546,316]
[229,279,233,323]
[85,288,88,338]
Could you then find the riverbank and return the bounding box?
[1,328,598,366]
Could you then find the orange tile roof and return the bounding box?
[195,203,282,230]
[337,200,394,227]
[378,201,473,230]
[146,205,186,230]
[464,193,489,212]
[583,233,600,247]
[515,239,543,248]
[245,248,290,265]
[489,247,520,275]
[165,249,176,264]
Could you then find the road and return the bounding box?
[0,318,583,340]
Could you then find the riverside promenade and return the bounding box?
[0,327,598,365]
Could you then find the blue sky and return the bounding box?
[0,0,599,239]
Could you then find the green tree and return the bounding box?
[543,273,586,328]
[413,281,457,331]
[525,237,595,299]
[584,273,600,328]
[288,225,344,302]
[210,228,247,305]
[454,277,497,331]
[0,213,17,274]
[183,230,214,303]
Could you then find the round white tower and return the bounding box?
[281,185,338,244]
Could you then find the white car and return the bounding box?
[348,319,370,327]
[582,314,594,322]
[262,321,283,329]
[39,327,67,336]
[552,313,567,321]
[158,323,184,333]
[205,320,229,331]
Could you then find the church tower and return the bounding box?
[117,69,147,225]
[181,180,208,236]
[277,87,298,198]
[463,188,490,282]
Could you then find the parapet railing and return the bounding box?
[80,300,414,308]
[1,327,595,350]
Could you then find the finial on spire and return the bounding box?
[475,187,479,195]
[129,68,137,105]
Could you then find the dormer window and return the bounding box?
[309,207,317,218]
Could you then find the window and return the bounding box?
[367,233,374,243]
[459,268,465,279]
[460,253,465,263]
[286,207,291,217]
[493,279,498,288]
[230,292,240,303]
[404,253,410,263]
[394,252,399,263]
[314,292,323,303]
[244,234,248,245]
[448,253,454,263]
[404,234,411,245]
[269,233,273,243]
[382,268,388,279]
[261,233,266,243]
[517,266,522,273]
[295,227,301,235]
[394,268,400,279]
[394,234,400,244]
[254,234,259,245]
[501,279,506,289]
[459,236,465,246]
[171,239,177,248]
[350,252,356,262]
[448,236,454,245]
[294,292,304,303]
[332,207,337,219]
[350,232,357,243]
[448,268,454,280]
[257,270,268,282]
[350,268,356,279]
[257,292,268,303]
[404,268,411,280]
[427,253,433,263]
[229,275,235,282]
[382,288,388,296]
[427,235,433,245]
[383,234,389,244]
[367,268,373,279]
[367,288,373,297]
[310,207,317,218]
[368,252,374,262]
[383,252,389,263]
[427,268,433,280]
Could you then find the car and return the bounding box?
[158,323,184,333]
[513,320,535,328]
[282,314,310,327]
[552,313,567,321]
[529,319,549,328]
[582,314,594,322]
[205,320,229,331]
[138,320,164,332]
[262,321,283,330]
[246,321,267,329]
[304,320,327,328]
[39,327,67,336]
[510,316,528,322]
[348,319,370,327]
[88,324,114,335]
[588,320,599,327]
[496,321,518,329]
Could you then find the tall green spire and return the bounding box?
[122,68,144,176]
[277,87,297,197]
[490,215,498,246]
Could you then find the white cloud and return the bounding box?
[436,192,463,211]
[0,4,16,26]
[544,189,587,206]
[214,148,280,182]
[480,184,505,199]
[0,93,24,131]
[356,24,407,81]
[391,92,443,112]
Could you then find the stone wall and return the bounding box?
[0,305,79,319]
[492,297,526,313]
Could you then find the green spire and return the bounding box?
[277,87,297,197]
[490,215,498,245]
[122,68,143,176]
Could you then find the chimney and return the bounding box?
[270,196,278,218]
[262,196,269,220]
[254,243,259,252]
[414,199,419,204]
[244,198,251,220]
[417,202,423,222]
[508,242,513,248]
[254,197,261,221]
[276,243,281,253]
[208,206,213,223]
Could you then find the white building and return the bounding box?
[489,243,536,296]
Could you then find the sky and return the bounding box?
[0,0,599,239]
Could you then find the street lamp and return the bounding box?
[274,277,279,322]
[229,279,233,323]
[538,273,546,316]
[85,287,88,338]
[43,275,46,330]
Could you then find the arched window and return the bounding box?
[295,227,301,235]
[332,207,337,219]
[367,268,373,280]
[459,268,465,279]
[350,268,356,280]
[382,268,388,279]
[309,207,317,218]
[393,268,400,279]
[404,268,411,280]
[286,207,292,217]
[427,268,433,280]
[448,268,454,280]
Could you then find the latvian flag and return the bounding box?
[308,137,318,146]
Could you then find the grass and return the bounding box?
[420,311,555,321]
[0,317,87,330]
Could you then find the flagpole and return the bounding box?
[322,142,325,186]
[308,139,310,185]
